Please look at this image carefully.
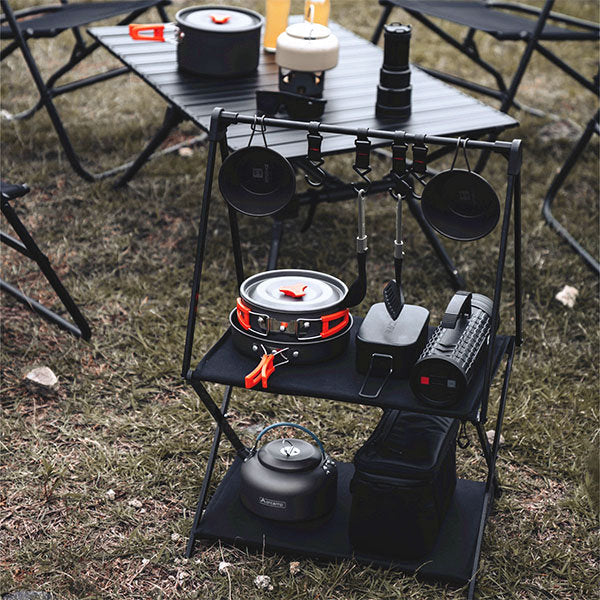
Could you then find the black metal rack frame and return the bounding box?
[181,108,523,599]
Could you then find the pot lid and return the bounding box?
[258,438,322,472]
[285,21,331,40]
[176,6,263,33]
[240,269,348,313]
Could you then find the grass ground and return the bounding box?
[1,1,598,598]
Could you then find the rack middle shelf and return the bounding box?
[190,317,512,421]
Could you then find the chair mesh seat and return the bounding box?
[1,0,164,38]
[389,0,599,40]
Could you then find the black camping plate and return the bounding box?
[219,146,296,217]
[421,169,500,241]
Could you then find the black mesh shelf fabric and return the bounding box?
[191,318,511,421]
[196,458,486,585]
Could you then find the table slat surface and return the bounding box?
[89,21,517,157]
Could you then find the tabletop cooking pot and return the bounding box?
[129,6,264,77]
[240,422,338,521]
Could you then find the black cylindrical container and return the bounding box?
[410,292,496,407]
[176,6,263,77]
[376,23,412,119]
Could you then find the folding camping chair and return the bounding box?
[1,180,91,339]
[542,108,600,275]
[373,0,600,270]
[372,0,599,116]
[0,0,170,182]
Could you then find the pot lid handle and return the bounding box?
[253,422,326,458]
[210,13,230,24]
[279,283,308,298]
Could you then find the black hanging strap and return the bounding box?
[391,131,409,177]
[307,121,323,163]
[353,128,372,172]
[411,134,428,176]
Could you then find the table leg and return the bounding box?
[186,385,235,558]
[267,219,285,270]
[405,191,466,289]
[114,105,186,188]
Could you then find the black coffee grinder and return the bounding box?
[376,22,412,119]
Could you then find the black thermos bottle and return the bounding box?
[376,23,412,119]
[410,291,497,407]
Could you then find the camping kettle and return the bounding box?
[240,422,338,521]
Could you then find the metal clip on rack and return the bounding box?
[181,108,523,600]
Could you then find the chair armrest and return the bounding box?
[0,181,30,201]
[1,4,62,25]
[490,1,600,32]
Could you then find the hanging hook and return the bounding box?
[462,137,471,172]
[353,129,372,192]
[248,114,268,147]
[389,131,410,200]
[450,137,462,171]
[450,137,472,172]
[352,164,371,193]
[304,123,326,187]
[410,134,428,185]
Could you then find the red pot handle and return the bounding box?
[236,297,251,330]
[321,309,349,338]
[129,23,166,42]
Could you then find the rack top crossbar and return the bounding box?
[210,109,522,169]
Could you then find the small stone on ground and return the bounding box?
[555,285,579,308]
[25,366,58,389]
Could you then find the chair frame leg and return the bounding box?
[542,110,600,274]
[1,196,91,340]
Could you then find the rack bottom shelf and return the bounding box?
[193,458,489,585]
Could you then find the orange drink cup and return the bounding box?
[264,0,290,52]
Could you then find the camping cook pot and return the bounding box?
[232,269,355,389]
[240,422,338,521]
[129,6,264,77]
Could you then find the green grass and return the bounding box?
[1,1,598,598]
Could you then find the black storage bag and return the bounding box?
[349,410,459,559]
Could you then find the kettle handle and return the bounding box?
[253,422,326,458]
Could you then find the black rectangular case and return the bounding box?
[355,303,429,378]
[349,409,459,558]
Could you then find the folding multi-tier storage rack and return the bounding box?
[181,108,523,599]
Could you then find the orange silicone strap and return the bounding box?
[236,297,251,330]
